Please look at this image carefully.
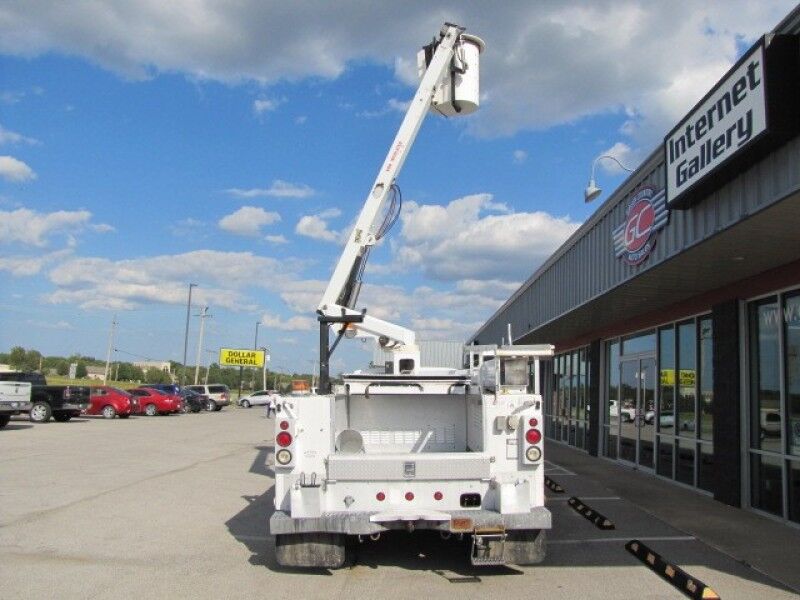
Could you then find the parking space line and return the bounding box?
[549,536,696,544]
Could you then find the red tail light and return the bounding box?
[525,429,542,444]
[405,492,414,501]
[376,492,385,502]
[434,491,443,501]
[276,432,293,447]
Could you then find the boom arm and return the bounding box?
[318,23,468,347]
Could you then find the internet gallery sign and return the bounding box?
[665,35,800,208]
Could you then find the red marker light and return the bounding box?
[279,420,289,430]
[276,432,293,447]
[376,492,386,502]
[528,417,538,427]
[434,491,443,501]
[405,492,414,501]
[525,429,542,445]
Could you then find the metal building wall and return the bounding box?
[472,132,800,346]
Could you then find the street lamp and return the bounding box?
[254,321,260,349]
[584,155,634,202]
[181,283,197,385]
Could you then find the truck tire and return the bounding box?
[0,414,10,428]
[53,413,73,422]
[30,402,52,423]
[504,529,546,565]
[275,533,348,569]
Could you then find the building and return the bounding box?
[133,360,172,374]
[470,8,800,527]
[85,366,106,381]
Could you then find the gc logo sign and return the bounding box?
[613,186,669,266]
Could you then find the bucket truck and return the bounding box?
[269,23,553,568]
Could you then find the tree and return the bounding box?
[56,361,69,376]
[76,362,88,378]
[145,367,170,384]
[8,346,26,370]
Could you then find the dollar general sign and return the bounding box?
[219,348,265,368]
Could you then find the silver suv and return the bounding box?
[184,384,230,411]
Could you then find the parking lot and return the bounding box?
[1,409,797,599]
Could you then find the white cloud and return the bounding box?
[224,179,315,199]
[264,234,288,244]
[295,115,307,125]
[0,124,38,145]
[170,217,205,236]
[0,208,93,246]
[218,206,280,236]
[253,97,284,114]
[0,249,72,276]
[0,2,790,152]
[0,155,36,182]
[512,149,527,164]
[43,249,305,311]
[296,214,339,243]
[90,223,116,233]
[393,193,580,281]
[26,319,74,330]
[260,312,316,331]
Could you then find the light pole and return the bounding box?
[584,155,634,202]
[194,306,211,385]
[260,346,269,390]
[103,314,117,385]
[181,283,197,385]
[254,321,260,349]
[204,349,215,385]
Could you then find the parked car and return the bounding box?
[0,380,32,428]
[178,388,207,413]
[184,384,230,411]
[609,399,636,423]
[238,389,279,408]
[87,386,138,419]
[144,383,182,395]
[129,387,182,416]
[0,371,90,423]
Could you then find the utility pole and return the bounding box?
[204,349,215,385]
[181,283,197,386]
[260,347,269,390]
[194,306,211,385]
[103,314,118,385]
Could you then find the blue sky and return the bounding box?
[0,2,793,375]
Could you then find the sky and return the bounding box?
[0,1,794,376]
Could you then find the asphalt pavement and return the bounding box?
[0,408,796,599]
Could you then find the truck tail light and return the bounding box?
[279,420,290,430]
[528,417,538,427]
[525,428,542,445]
[376,492,385,502]
[276,449,292,465]
[276,432,293,447]
[405,492,414,501]
[434,491,443,501]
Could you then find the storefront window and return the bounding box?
[677,321,696,438]
[751,453,783,516]
[699,318,714,442]
[657,437,674,479]
[659,326,675,433]
[676,437,695,486]
[622,330,656,355]
[790,460,800,524]
[750,298,781,454]
[785,293,800,457]
[606,341,619,459]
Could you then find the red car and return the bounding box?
[87,386,138,419]
[129,387,182,416]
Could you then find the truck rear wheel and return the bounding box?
[275,533,348,569]
[504,529,546,565]
[30,402,52,423]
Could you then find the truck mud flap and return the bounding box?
[471,528,506,566]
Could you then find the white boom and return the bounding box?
[318,23,484,352]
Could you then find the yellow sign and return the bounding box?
[660,369,696,387]
[219,348,265,368]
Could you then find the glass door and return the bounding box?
[618,357,656,469]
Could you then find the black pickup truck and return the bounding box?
[0,372,90,423]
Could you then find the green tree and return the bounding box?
[56,361,69,376]
[76,362,88,378]
[8,346,26,369]
[145,367,170,384]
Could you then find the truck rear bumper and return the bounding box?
[270,506,551,536]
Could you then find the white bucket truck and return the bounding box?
[269,23,553,568]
